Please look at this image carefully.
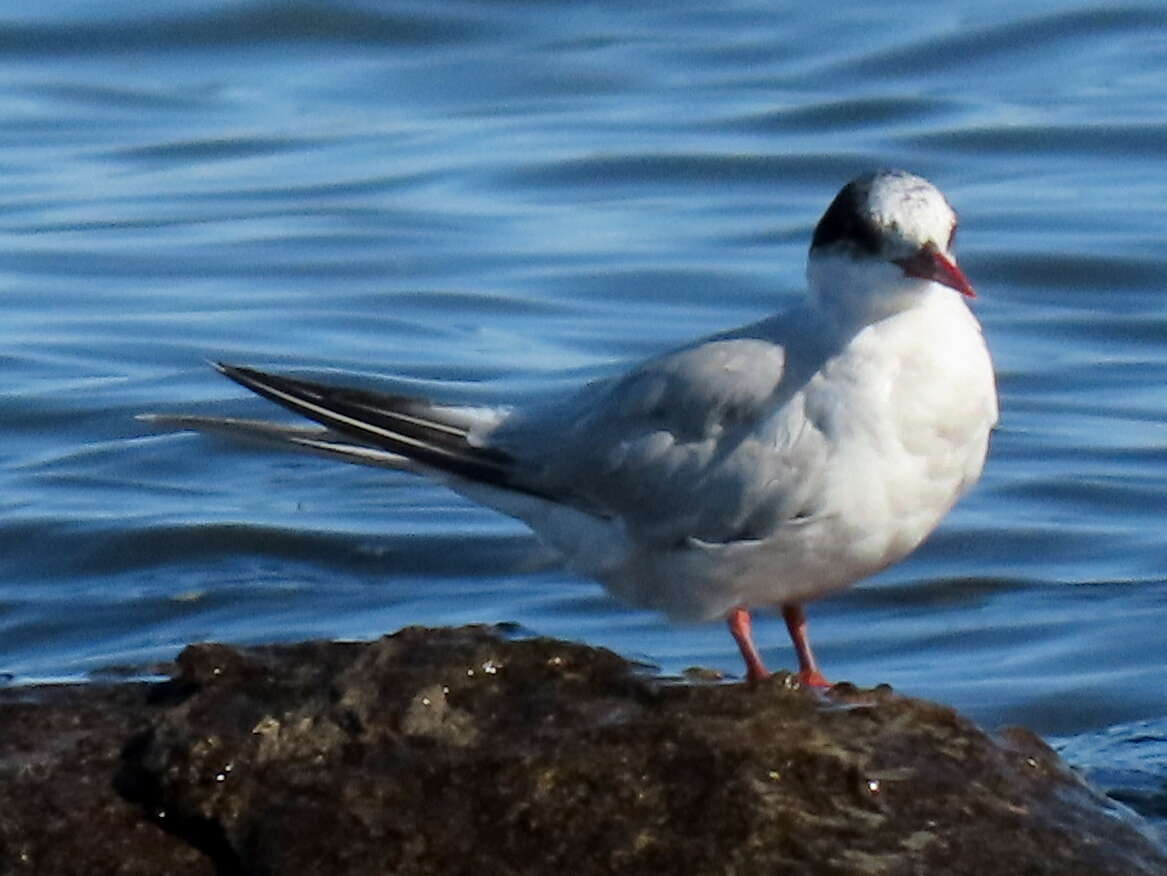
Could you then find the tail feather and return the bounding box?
[138,413,414,469]
[214,363,531,495]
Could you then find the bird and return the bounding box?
[148,170,998,687]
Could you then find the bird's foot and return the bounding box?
[795,668,831,689]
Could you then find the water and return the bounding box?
[2,0,1166,836]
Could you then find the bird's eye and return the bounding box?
[947,224,958,250]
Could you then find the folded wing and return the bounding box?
[202,327,820,548]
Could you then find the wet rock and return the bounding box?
[0,682,212,875]
[3,625,1165,875]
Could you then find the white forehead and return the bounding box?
[865,171,956,247]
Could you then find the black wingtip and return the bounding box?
[213,362,268,393]
[206,360,582,510]
[210,360,242,381]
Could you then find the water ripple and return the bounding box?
[823,7,1167,80]
[0,3,493,54]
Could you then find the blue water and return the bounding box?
[2,0,1166,835]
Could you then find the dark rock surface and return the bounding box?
[2,625,1164,875]
[0,681,212,875]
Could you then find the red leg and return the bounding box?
[782,603,830,688]
[727,606,769,683]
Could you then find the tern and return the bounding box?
[149,170,997,687]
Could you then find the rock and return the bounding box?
[0,681,212,875]
[2,625,1164,875]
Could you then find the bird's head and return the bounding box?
[807,170,974,320]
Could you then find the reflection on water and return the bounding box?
[1,0,1165,832]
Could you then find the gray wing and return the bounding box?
[176,313,833,547]
[490,333,831,544]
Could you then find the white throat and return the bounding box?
[806,252,942,328]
